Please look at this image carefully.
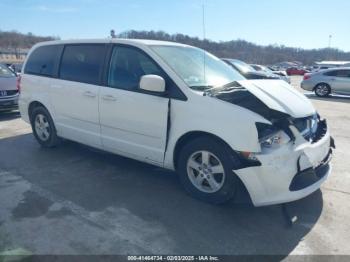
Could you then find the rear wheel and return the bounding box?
[177,136,240,204]
[30,106,60,147]
[315,83,331,97]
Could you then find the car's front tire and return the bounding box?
[315,83,331,97]
[177,136,241,204]
[30,106,60,147]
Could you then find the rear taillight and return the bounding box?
[303,74,311,81]
[16,75,21,93]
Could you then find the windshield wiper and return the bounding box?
[189,85,214,91]
[204,81,242,96]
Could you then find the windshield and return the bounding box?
[228,59,256,73]
[0,64,16,77]
[151,45,244,90]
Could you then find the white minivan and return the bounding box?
[19,39,335,206]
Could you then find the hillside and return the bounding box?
[0,30,58,50]
[1,29,349,65]
[119,30,350,65]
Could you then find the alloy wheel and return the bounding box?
[315,84,330,96]
[186,150,226,193]
[34,114,51,141]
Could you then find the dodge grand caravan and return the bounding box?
[19,39,335,206]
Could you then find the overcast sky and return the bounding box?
[1,0,349,51]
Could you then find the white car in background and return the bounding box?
[19,39,334,206]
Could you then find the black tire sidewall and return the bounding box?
[177,137,240,204]
[31,107,59,147]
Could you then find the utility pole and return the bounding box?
[110,29,116,39]
[328,35,333,60]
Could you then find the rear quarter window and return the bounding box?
[24,45,62,77]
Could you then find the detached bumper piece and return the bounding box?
[289,149,332,191]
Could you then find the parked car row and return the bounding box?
[18,39,334,206]
[222,59,291,83]
[250,64,291,83]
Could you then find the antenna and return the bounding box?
[202,4,206,40]
[202,3,206,83]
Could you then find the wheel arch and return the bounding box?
[172,130,253,204]
[173,131,237,170]
[28,101,49,123]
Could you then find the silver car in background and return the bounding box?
[301,68,350,97]
[0,63,19,111]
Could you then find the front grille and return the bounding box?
[293,115,326,143]
[0,90,18,97]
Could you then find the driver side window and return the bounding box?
[108,46,163,91]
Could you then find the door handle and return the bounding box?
[102,95,117,101]
[83,91,97,98]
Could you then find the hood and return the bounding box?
[209,79,315,121]
[0,76,17,91]
[238,80,315,118]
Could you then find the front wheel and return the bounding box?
[30,106,60,147]
[315,83,331,97]
[177,137,240,204]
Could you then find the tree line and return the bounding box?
[1,29,349,65]
[0,30,58,58]
[118,30,350,65]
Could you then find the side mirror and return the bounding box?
[139,75,165,93]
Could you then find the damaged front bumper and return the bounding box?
[234,120,335,207]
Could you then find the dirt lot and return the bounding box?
[0,76,349,257]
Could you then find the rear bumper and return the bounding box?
[234,124,333,207]
[300,81,315,91]
[0,95,18,110]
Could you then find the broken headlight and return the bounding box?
[256,123,291,148]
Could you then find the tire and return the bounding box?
[30,106,60,147]
[177,136,241,204]
[314,83,331,97]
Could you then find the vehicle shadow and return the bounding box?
[0,133,324,256]
[305,93,350,104]
[0,110,20,122]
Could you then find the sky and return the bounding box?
[0,0,349,51]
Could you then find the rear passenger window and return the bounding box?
[59,45,106,85]
[24,45,62,77]
[336,70,350,78]
[324,70,338,77]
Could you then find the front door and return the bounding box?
[99,45,169,165]
[333,69,350,95]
